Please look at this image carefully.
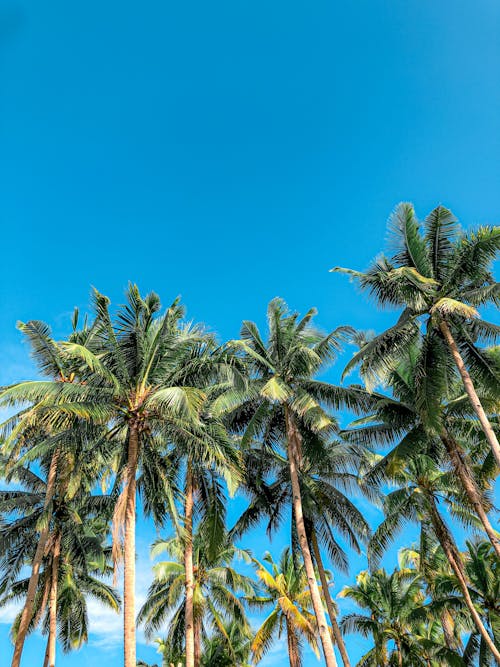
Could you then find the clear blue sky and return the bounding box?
[0,0,499,665]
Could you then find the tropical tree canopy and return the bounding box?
[0,205,498,667]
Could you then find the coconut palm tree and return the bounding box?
[138,529,254,666]
[436,540,500,666]
[399,541,467,653]
[0,314,106,667]
[233,437,375,667]
[333,203,500,467]
[342,343,500,558]
[340,567,462,667]
[368,454,500,663]
[340,567,421,667]
[247,548,320,667]
[174,383,243,667]
[0,462,119,666]
[214,297,369,667]
[0,286,242,667]
[199,619,252,667]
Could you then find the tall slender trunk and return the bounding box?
[285,408,338,667]
[124,425,139,667]
[11,449,60,667]
[378,639,388,667]
[43,637,50,667]
[395,639,403,667]
[194,616,202,667]
[184,462,196,667]
[32,577,50,631]
[47,532,61,667]
[310,530,351,667]
[426,491,500,664]
[285,618,300,667]
[439,320,500,468]
[440,429,500,558]
[43,638,50,667]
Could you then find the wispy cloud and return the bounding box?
[0,601,20,627]
[0,542,156,655]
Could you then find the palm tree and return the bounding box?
[399,542,466,653]
[0,314,103,667]
[368,454,500,663]
[233,437,374,667]
[342,344,500,558]
[199,619,252,667]
[0,462,119,666]
[215,297,366,667]
[333,202,500,467]
[0,286,238,667]
[340,567,461,667]
[174,378,243,667]
[247,548,320,667]
[436,540,500,666]
[138,530,254,665]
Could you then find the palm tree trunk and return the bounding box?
[285,408,338,667]
[11,449,59,667]
[43,637,50,667]
[47,532,61,667]
[124,425,139,667]
[184,462,196,667]
[194,616,202,667]
[440,428,500,558]
[439,320,500,468]
[310,530,351,667]
[32,577,50,631]
[285,618,300,667]
[426,491,500,664]
[395,639,403,667]
[378,640,388,667]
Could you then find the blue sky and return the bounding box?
[0,0,499,664]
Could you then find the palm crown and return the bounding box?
[138,531,254,664]
[333,203,500,467]
[0,460,119,659]
[247,548,320,667]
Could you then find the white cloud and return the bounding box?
[0,601,19,626]
[0,541,156,655]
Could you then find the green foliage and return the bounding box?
[0,217,498,667]
[138,530,254,664]
[246,548,320,665]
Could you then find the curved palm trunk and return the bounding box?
[439,320,500,468]
[11,449,59,667]
[310,530,351,667]
[124,425,139,667]
[285,408,338,667]
[184,463,196,667]
[426,492,500,664]
[47,532,61,667]
[285,618,300,667]
[440,429,500,559]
